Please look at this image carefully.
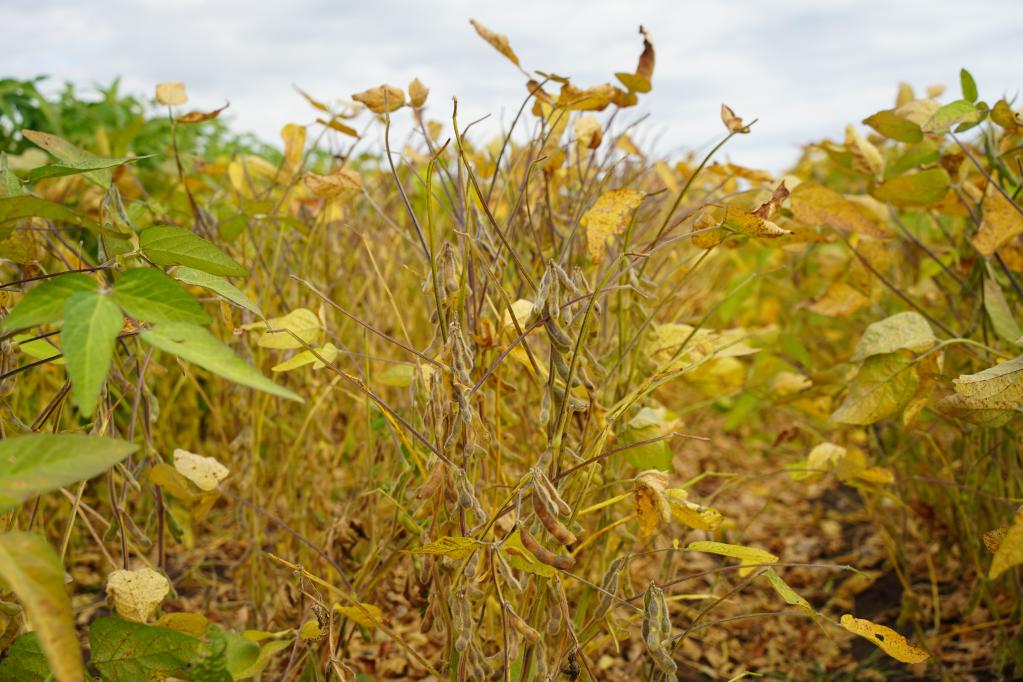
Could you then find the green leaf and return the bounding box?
[885,140,940,180]
[21,155,151,184]
[112,268,210,325]
[850,311,937,361]
[89,616,202,682]
[984,267,1022,345]
[0,433,137,513]
[0,273,97,331]
[960,68,978,103]
[0,533,84,682]
[61,291,124,418]
[954,355,1023,405]
[20,130,146,189]
[0,195,101,233]
[140,323,302,402]
[0,633,50,681]
[172,266,262,317]
[832,352,919,425]
[139,226,248,277]
[623,407,673,470]
[231,637,292,680]
[221,630,260,680]
[862,110,923,143]
[0,153,23,199]
[922,99,982,133]
[871,167,950,206]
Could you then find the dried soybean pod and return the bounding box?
[519,524,576,570]
[594,556,627,620]
[505,601,541,643]
[532,490,577,546]
[494,549,523,592]
[534,469,572,515]
[642,582,677,675]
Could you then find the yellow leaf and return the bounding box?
[721,205,791,238]
[762,568,815,617]
[686,540,778,577]
[790,182,892,239]
[500,530,556,578]
[634,470,671,537]
[832,353,919,425]
[177,102,230,125]
[173,448,230,492]
[247,308,323,349]
[105,568,171,622]
[806,281,870,318]
[971,187,1023,257]
[155,82,187,106]
[616,25,654,93]
[334,602,383,629]
[280,124,306,172]
[299,618,323,641]
[272,343,340,372]
[469,19,520,66]
[155,612,209,637]
[408,78,429,109]
[770,371,812,398]
[573,115,603,150]
[304,169,362,202]
[316,117,359,137]
[953,355,1023,406]
[851,312,936,361]
[990,512,1023,579]
[839,614,929,664]
[845,125,883,178]
[405,535,480,560]
[721,104,750,134]
[581,189,644,262]
[352,85,405,114]
[666,490,722,531]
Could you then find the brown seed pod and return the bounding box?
[519,524,575,570]
[534,469,572,516]
[505,601,540,643]
[544,317,573,353]
[532,490,577,546]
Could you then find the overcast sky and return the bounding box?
[6,0,1023,171]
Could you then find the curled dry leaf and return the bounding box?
[634,470,671,537]
[573,115,603,149]
[408,78,429,109]
[304,168,363,202]
[616,26,655,93]
[173,448,230,492]
[106,568,171,622]
[352,85,405,114]
[177,102,230,125]
[155,82,187,106]
[721,104,750,134]
[469,19,520,67]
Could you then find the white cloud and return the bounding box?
[6,0,1022,170]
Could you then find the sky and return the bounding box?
[6,0,1023,171]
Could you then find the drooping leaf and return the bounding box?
[112,268,210,325]
[721,205,790,238]
[303,168,362,202]
[720,104,750,134]
[0,196,100,233]
[850,311,937,361]
[845,124,883,177]
[686,540,778,577]
[172,266,262,317]
[408,78,429,108]
[789,182,891,239]
[953,355,1023,405]
[0,533,84,682]
[989,515,1023,579]
[832,352,919,425]
[469,19,520,67]
[140,322,302,402]
[105,568,171,623]
[0,433,137,513]
[173,448,229,492]
[984,269,1023,345]
[634,470,671,537]
[862,110,923,143]
[61,291,124,417]
[245,307,322,349]
[0,273,97,331]
[89,615,202,682]
[334,602,384,629]
[139,226,248,277]
[762,568,815,617]
[970,187,1023,256]
[935,393,1017,427]
[581,189,644,261]
[22,130,122,188]
[839,614,929,664]
[871,167,950,206]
